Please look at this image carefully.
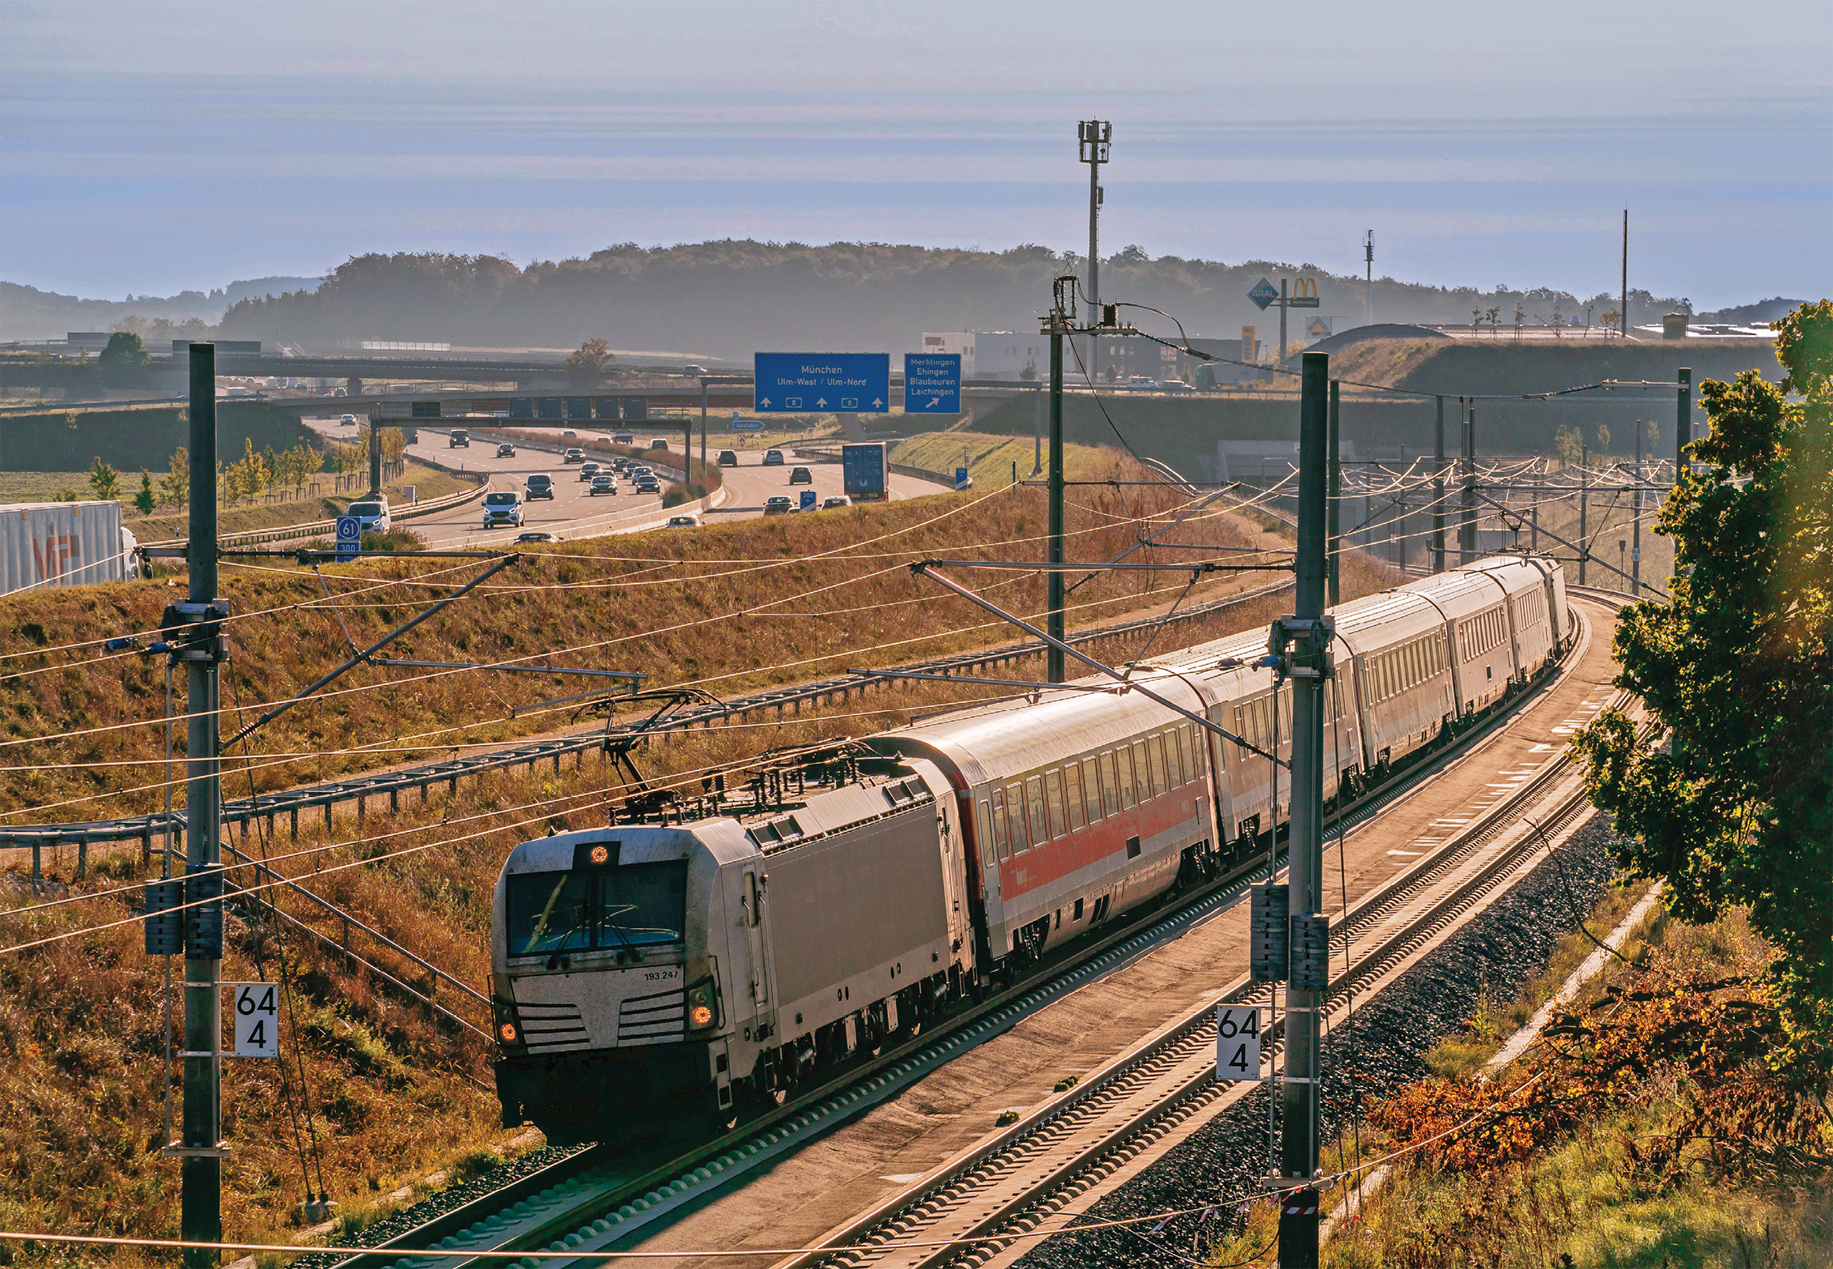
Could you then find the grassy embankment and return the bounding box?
[0,448,1413,1257]
[0,441,1347,827]
[0,402,317,472]
[1202,895,1832,1267]
[888,430,1124,491]
[1,460,477,541]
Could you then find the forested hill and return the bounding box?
[216,242,1705,359]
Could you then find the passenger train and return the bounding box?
[489,555,1573,1143]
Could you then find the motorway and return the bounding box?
[303,418,940,549]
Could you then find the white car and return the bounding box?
[339,413,357,427]
[348,497,392,534]
[482,491,524,529]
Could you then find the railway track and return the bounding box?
[780,691,1635,1269]
[329,601,1614,1269]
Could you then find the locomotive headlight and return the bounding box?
[498,1021,519,1044]
[686,980,719,1031]
[588,844,610,865]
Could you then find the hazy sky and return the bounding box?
[4,0,1829,307]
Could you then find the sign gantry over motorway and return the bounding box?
[754,352,890,413]
[902,353,962,414]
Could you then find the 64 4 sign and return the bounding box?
[231,982,280,1058]
[1215,1005,1265,1081]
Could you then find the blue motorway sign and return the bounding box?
[955,466,970,490]
[903,353,962,414]
[730,413,765,432]
[335,515,361,562]
[1248,278,1279,311]
[754,352,890,414]
[799,489,818,511]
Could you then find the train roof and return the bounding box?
[878,667,1205,788]
[1327,588,1444,648]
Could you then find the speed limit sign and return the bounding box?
[230,982,280,1058]
[1215,1005,1264,1082]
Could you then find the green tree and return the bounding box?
[1553,425,1583,468]
[1573,300,1833,1049]
[88,456,120,500]
[96,331,150,369]
[161,447,190,506]
[567,338,614,382]
[1594,424,1611,455]
[133,471,157,515]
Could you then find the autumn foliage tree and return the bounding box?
[1574,300,1833,1049]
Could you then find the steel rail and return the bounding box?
[777,686,1643,1269]
[318,603,1604,1269]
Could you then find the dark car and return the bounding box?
[788,466,813,485]
[717,450,738,467]
[763,495,792,516]
[496,442,516,458]
[762,449,785,466]
[515,531,561,544]
[578,462,600,481]
[589,475,616,496]
[634,477,662,494]
[524,473,556,500]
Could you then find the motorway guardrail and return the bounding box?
[136,474,490,554]
[0,578,1291,856]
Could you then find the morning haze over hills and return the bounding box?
[0,243,1802,357]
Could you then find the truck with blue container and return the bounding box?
[842,442,887,502]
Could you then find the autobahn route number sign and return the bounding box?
[231,982,279,1058]
[1215,1005,1264,1081]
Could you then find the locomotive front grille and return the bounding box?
[516,1000,588,1052]
[618,986,686,1045]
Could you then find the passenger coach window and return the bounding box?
[1005,783,1027,855]
[1177,725,1195,783]
[1064,764,1086,832]
[1045,769,1067,839]
[1132,740,1152,804]
[1082,757,1102,823]
[1162,731,1181,787]
[1148,734,1168,798]
[978,800,996,868]
[988,789,1010,860]
[1025,776,1047,847]
[1115,747,1136,811]
[1098,752,1119,817]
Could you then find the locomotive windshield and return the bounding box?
[506,861,687,957]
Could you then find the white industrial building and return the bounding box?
[919,331,1055,380]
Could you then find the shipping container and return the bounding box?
[1,501,133,597]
